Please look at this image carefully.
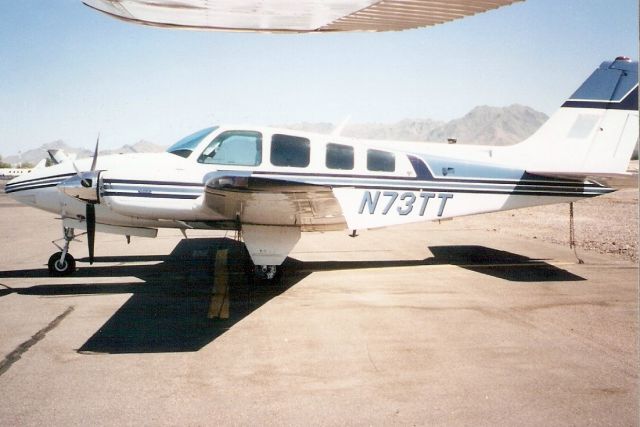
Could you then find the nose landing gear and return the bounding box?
[48,226,77,276]
[48,252,76,276]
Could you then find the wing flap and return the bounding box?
[204,172,346,231]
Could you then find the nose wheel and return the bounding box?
[48,226,77,276]
[48,252,76,276]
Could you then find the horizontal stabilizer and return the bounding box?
[526,170,637,189]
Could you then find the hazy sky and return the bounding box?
[0,0,637,156]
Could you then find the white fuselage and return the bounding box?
[6,124,609,235]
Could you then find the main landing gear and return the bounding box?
[48,227,77,276]
[254,265,278,281]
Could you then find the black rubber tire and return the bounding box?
[254,265,275,281]
[48,252,76,276]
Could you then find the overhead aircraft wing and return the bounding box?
[83,0,523,33]
[204,171,347,231]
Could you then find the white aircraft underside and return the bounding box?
[82,0,523,32]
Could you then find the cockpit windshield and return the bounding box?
[167,126,218,158]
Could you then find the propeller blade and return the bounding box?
[71,159,83,177]
[86,203,96,265]
[90,134,100,172]
[72,134,99,187]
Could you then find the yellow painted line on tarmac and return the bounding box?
[208,249,229,319]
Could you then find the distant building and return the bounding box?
[0,168,32,179]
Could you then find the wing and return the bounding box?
[83,0,523,33]
[204,171,347,231]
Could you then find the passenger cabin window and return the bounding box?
[326,143,354,170]
[271,134,310,167]
[198,131,262,166]
[367,149,395,172]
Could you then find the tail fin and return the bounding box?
[502,57,638,176]
[33,159,47,169]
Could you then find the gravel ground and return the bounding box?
[451,166,638,262]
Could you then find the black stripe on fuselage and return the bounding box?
[102,179,203,187]
[208,184,610,198]
[7,173,76,186]
[5,177,68,191]
[4,183,60,194]
[250,171,604,192]
[103,175,606,198]
[251,169,599,188]
[101,191,199,199]
[4,172,75,189]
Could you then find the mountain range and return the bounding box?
[282,104,549,146]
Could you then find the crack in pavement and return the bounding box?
[0,306,74,377]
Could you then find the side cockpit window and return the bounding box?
[198,131,262,166]
[326,143,354,170]
[367,149,395,172]
[167,126,217,158]
[271,134,310,167]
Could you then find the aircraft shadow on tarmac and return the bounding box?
[0,238,584,354]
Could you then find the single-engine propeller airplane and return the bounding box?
[5,57,638,279]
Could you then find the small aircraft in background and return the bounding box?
[0,159,46,179]
[5,57,638,279]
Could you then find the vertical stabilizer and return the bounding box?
[501,58,638,175]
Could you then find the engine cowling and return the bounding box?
[57,171,101,203]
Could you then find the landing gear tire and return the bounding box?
[48,252,76,276]
[254,265,278,281]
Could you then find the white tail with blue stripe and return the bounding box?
[500,57,638,177]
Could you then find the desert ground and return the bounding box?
[0,169,637,425]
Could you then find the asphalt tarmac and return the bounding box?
[0,190,637,425]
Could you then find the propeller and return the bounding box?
[86,202,96,264]
[57,134,101,264]
[85,135,99,264]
